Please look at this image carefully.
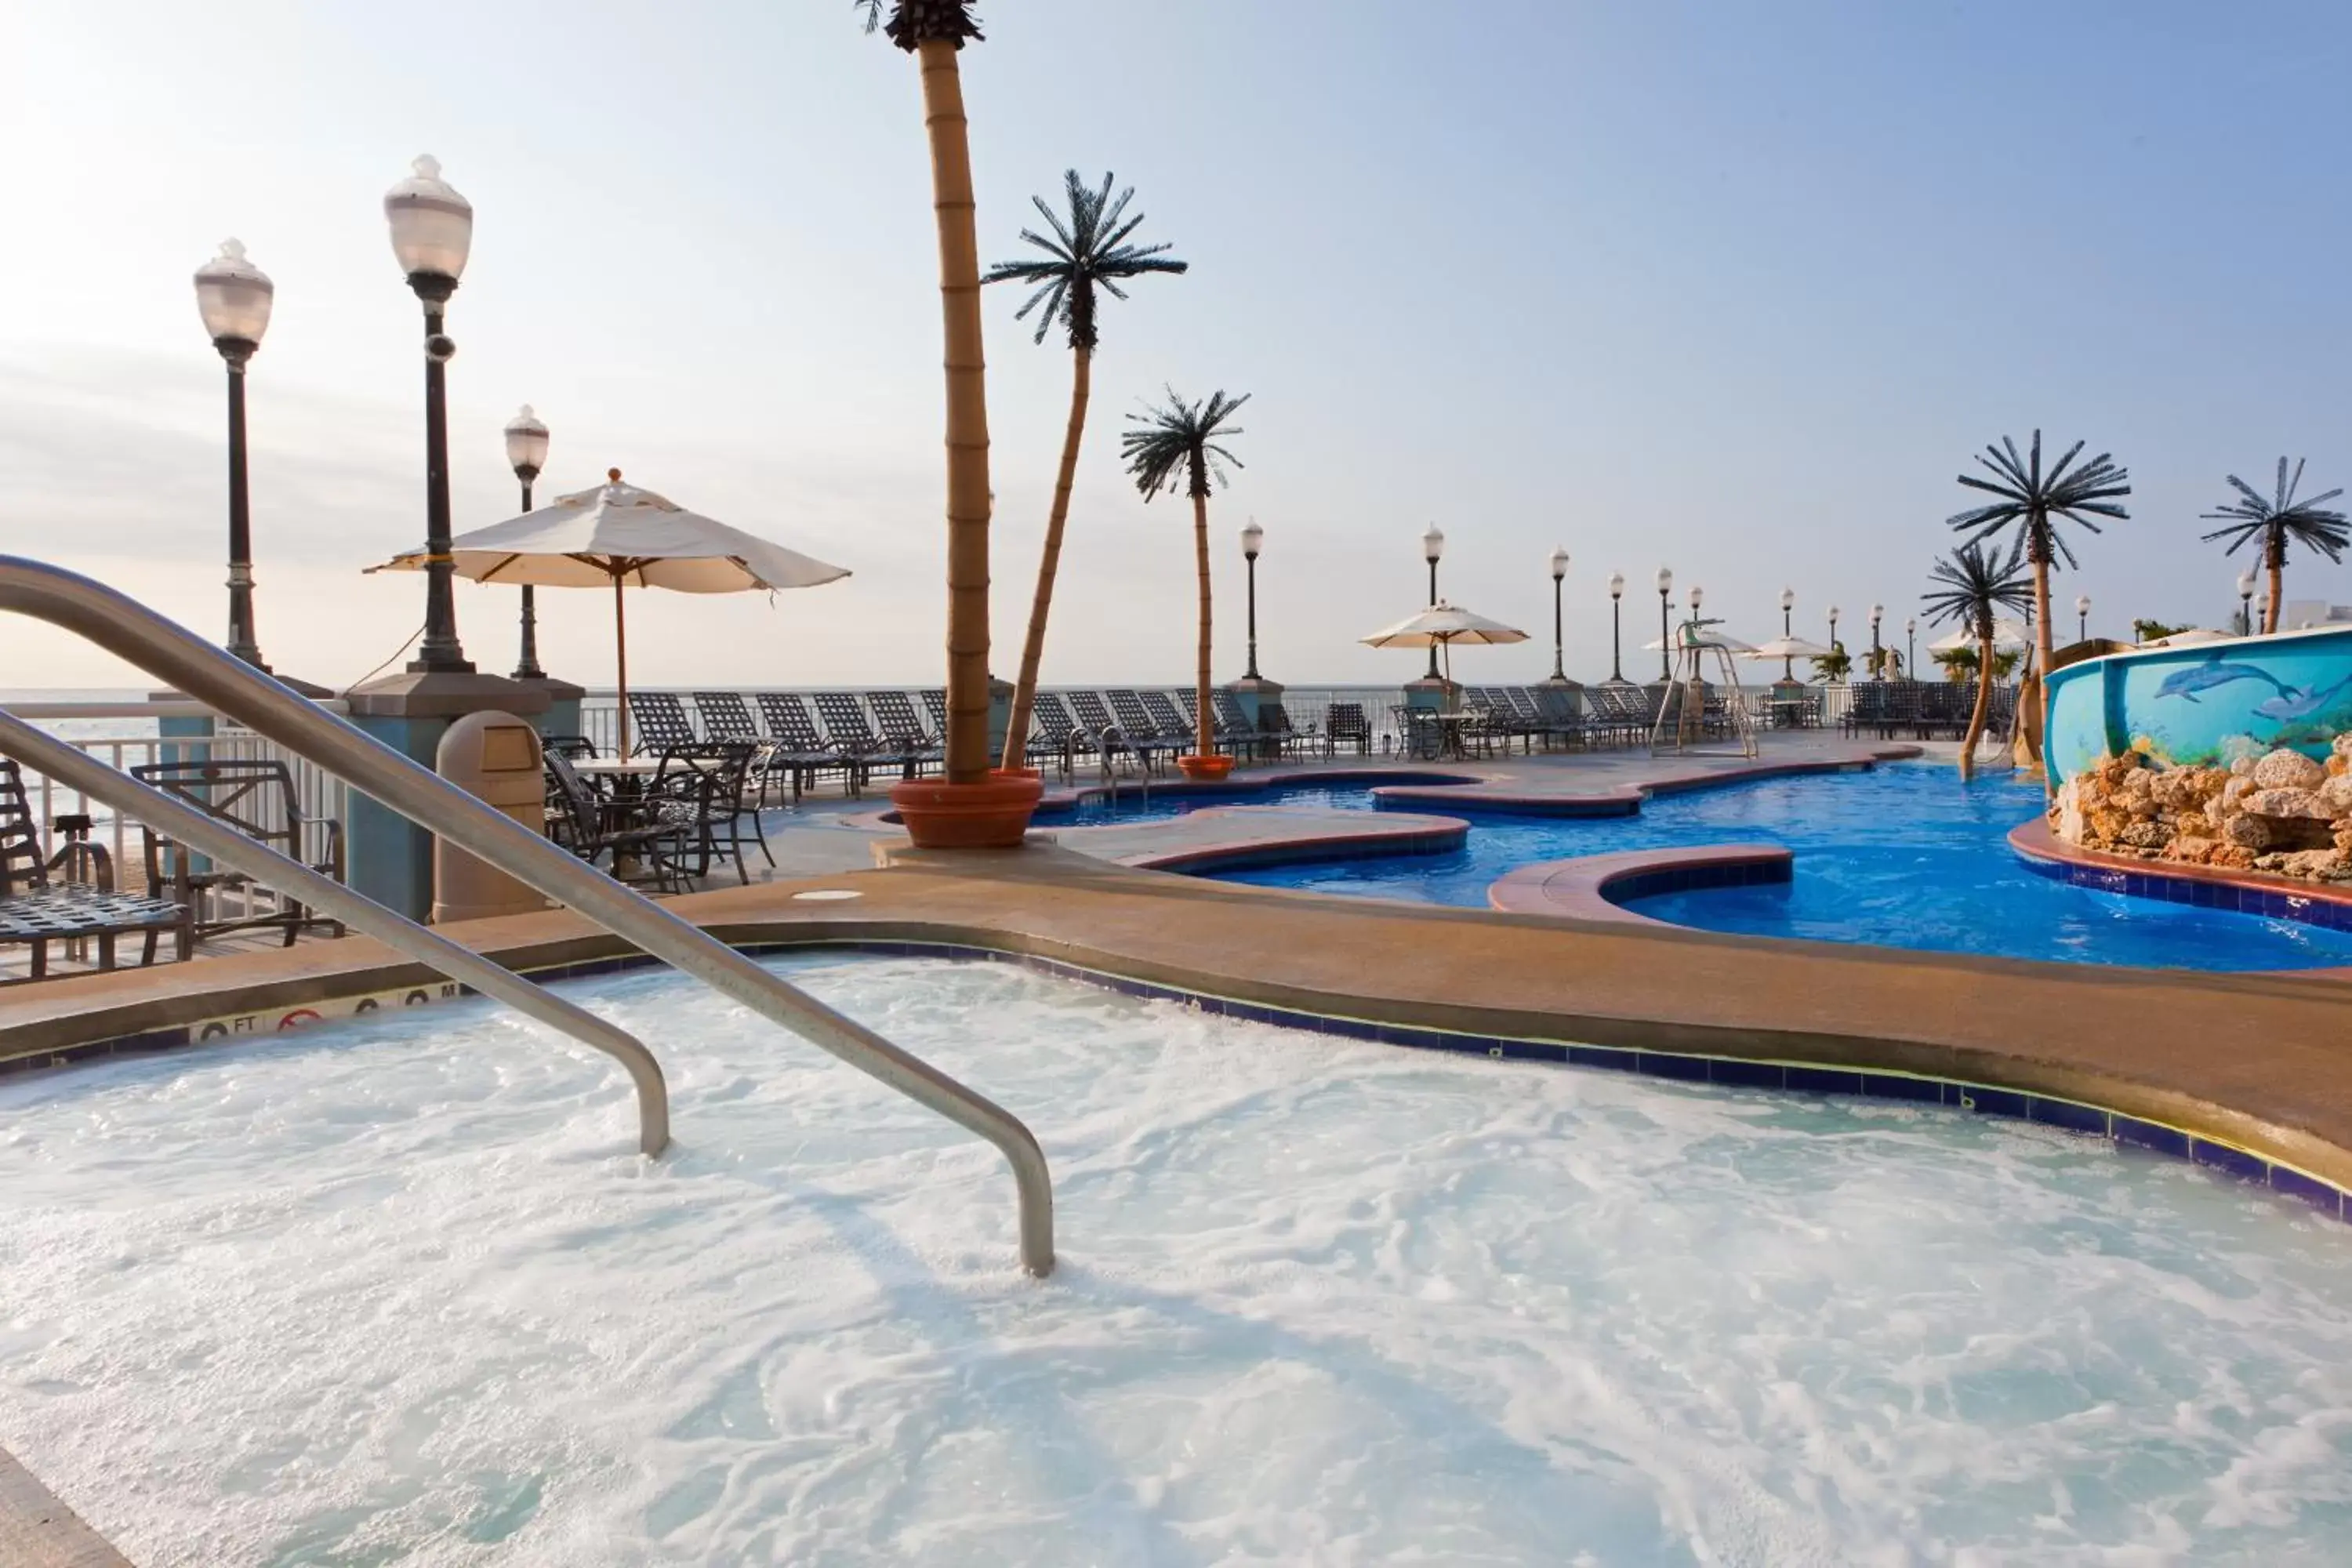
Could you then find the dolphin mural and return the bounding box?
[2154,652,2290,704]
[2251,670,2352,724]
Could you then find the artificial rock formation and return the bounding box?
[2052,735,2352,882]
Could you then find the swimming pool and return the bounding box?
[1188,763,2352,971]
[3,953,2348,1563]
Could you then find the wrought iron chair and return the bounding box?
[128,758,343,958]
[754,693,858,800]
[867,691,945,775]
[1,760,191,981]
[1326,702,1374,756]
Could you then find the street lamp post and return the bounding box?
[1547,547,1570,681]
[503,405,550,680]
[2074,593,2089,644]
[1421,525,1446,680]
[1778,586,1795,681]
[384,155,476,673]
[2238,568,2258,635]
[192,239,275,672]
[1870,604,1885,681]
[1905,615,1917,681]
[1240,519,1265,680]
[1655,566,1673,681]
[1828,604,1841,675]
[1606,572,1626,683]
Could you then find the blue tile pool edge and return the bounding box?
[2012,830,2352,935]
[15,936,2347,1227]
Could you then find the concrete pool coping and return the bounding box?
[1486,843,1795,927]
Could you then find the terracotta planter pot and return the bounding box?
[891,774,1044,849]
[994,765,1042,781]
[1175,753,1236,782]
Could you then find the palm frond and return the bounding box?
[1920,540,2033,636]
[1121,388,1250,499]
[982,169,1188,348]
[1945,428,2131,570]
[858,0,983,49]
[2199,457,2351,567]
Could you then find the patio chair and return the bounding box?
[626,691,699,757]
[643,744,768,886]
[1106,689,1191,769]
[754,693,859,799]
[867,691,946,775]
[1327,701,1374,755]
[541,735,599,761]
[128,758,343,959]
[1,760,191,982]
[544,750,691,892]
[1258,699,1320,760]
[814,692,907,781]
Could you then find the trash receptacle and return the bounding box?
[434,710,547,924]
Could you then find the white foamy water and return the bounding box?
[2,956,2350,1565]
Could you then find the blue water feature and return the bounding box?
[1082,760,2352,971]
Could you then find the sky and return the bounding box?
[5,0,2350,692]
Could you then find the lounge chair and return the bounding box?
[1106,689,1191,769]
[867,691,945,775]
[815,692,909,781]
[626,691,699,757]
[1067,691,1145,775]
[1139,691,1199,757]
[2,760,191,982]
[691,691,764,746]
[1029,692,1101,778]
[1207,691,1270,760]
[129,758,344,958]
[754,693,858,799]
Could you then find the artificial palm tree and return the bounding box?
[1947,430,2131,771]
[1921,540,2034,778]
[1122,388,1250,766]
[861,0,996,786]
[2200,458,2347,635]
[1809,644,1851,684]
[985,171,1189,769]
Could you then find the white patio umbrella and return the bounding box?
[1740,634,1833,661]
[368,469,851,753]
[1926,615,2031,654]
[1359,601,1527,681]
[2139,627,2238,648]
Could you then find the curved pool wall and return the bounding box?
[12,935,2350,1225]
[2046,625,2352,779]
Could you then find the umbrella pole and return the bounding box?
[615,575,631,758]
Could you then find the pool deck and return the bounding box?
[11,731,2352,1556]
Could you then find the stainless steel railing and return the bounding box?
[0,711,673,1155]
[0,556,1054,1276]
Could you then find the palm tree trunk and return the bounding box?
[2266,539,2285,635]
[1958,628,1993,780]
[1000,345,1091,771]
[2015,554,2051,776]
[1192,489,1213,757]
[917,37,993,784]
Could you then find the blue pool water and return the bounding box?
[1080,763,2352,971]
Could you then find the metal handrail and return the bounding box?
[0,557,1054,1276]
[0,711,672,1155]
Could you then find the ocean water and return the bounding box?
[2,954,2347,1565]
